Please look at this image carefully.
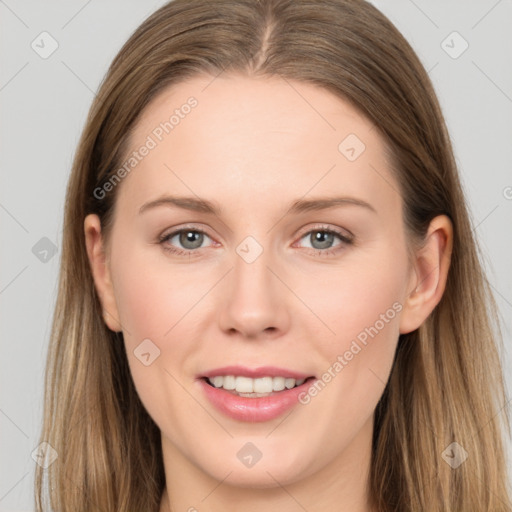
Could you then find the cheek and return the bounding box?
[312,251,407,348]
[110,251,206,438]
[108,245,198,396]
[301,248,407,410]
[111,246,203,342]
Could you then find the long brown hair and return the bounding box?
[35,1,511,510]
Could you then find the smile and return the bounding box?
[198,366,317,422]
[205,375,308,397]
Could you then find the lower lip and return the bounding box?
[198,378,316,422]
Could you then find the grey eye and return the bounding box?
[309,231,337,250]
[299,230,344,251]
[176,230,206,250]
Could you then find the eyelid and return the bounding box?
[294,223,354,243]
[158,224,217,245]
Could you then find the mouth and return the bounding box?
[201,375,316,398]
[197,366,317,422]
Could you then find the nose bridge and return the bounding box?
[218,233,290,337]
[234,235,273,294]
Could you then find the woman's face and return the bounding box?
[89,74,421,489]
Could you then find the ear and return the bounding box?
[399,215,453,334]
[84,214,122,332]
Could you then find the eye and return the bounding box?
[158,224,354,258]
[295,225,354,256]
[158,226,214,256]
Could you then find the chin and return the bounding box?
[196,437,317,489]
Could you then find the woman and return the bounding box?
[35,0,511,510]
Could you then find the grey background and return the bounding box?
[1,0,511,510]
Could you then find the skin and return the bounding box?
[85,74,452,512]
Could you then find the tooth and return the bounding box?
[211,376,224,388]
[254,377,273,393]
[284,378,296,389]
[223,375,236,390]
[208,375,308,393]
[235,376,254,393]
[272,376,285,391]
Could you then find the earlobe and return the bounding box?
[399,215,453,334]
[84,214,122,332]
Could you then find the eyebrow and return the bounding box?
[138,195,377,216]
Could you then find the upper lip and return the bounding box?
[199,365,314,380]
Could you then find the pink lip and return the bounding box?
[198,370,317,423]
[199,365,314,380]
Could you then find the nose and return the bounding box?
[217,242,291,340]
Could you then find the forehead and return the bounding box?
[116,73,399,219]
[133,73,376,149]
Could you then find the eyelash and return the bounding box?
[157,224,354,258]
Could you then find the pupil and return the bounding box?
[312,231,333,250]
[180,231,203,249]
